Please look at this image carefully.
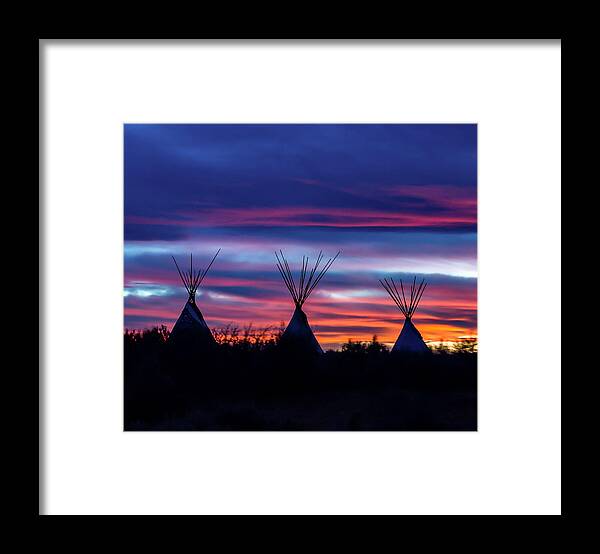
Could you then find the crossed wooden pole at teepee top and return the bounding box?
[275,250,340,308]
[379,276,427,319]
[172,249,221,301]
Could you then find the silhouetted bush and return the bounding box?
[212,323,283,352]
[453,337,478,354]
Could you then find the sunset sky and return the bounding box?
[124,124,477,349]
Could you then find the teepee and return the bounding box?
[380,276,430,354]
[275,250,340,354]
[169,249,220,346]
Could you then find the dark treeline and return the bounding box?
[124,326,477,431]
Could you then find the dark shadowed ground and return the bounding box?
[124,327,477,431]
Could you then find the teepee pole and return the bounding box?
[276,250,339,308]
[299,256,307,301]
[173,250,220,300]
[172,256,190,293]
[388,278,401,314]
[380,275,427,320]
[199,248,221,286]
[399,279,409,316]
[413,280,427,313]
[305,250,340,301]
[275,257,295,303]
[281,251,298,303]
[380,279,403,313]
[275,252,292,300]
[276,251,299,304]
[303,250,323,302]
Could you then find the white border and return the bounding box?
[41,40,561,515]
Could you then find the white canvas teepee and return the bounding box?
[380,276,430,354]
[275,250,340,354]
[169,250,220,346]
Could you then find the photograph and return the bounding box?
[124,124,478,431]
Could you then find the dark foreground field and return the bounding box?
[124,327,477,431]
